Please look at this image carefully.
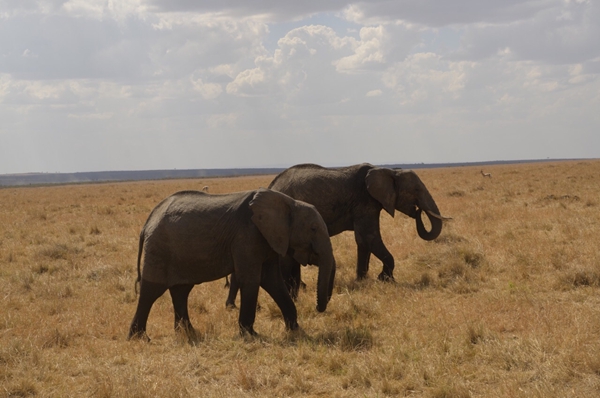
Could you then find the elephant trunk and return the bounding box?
[416,208,443,241]
[415,189,444,241]
[316,244,336,313]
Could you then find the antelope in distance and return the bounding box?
[480,170,492,178]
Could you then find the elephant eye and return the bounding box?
[310,224,317,232]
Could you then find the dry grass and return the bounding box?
[1,161,600,397]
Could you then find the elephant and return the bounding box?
[128,188,336,340]
[225,163,447,305]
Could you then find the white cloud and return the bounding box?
[68,112,114,119]
[382,53,472,106]
[341,0,554,27]
[21,49,37,58]
[142,0,350,22]
[457,0,600,64]
[207,113,238,129]
[191,78,223,99]
[0,0,598,173]
[62,0,106,19]
[225,25,355,99]
[226,67,267,97]
[0,74,11,100]
[22,81,67,100]
[335,26,387,72]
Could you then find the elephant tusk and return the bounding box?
[425,210,453,221]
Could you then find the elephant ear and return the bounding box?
[365,167,397,217]
[249,189,291,256]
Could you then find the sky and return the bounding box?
[0,0,599,174]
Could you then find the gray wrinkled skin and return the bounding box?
[271,163,444,282]
[128,188,335,340]
[226,163,445,305]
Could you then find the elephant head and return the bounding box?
[365,168,447,241]
[249,189,336,312]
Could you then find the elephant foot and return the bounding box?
[285,319,300,331]
[239,325,258,337]
[175,323,199,344]
[175,319,194,333]
[127,330,150,342]
[377,272,396,283]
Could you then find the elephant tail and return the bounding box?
[134,229,145,295]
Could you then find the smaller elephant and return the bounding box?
[128,188,336,340]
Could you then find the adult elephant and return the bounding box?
[225,163,446,305]
[128,188,336,341]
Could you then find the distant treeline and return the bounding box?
[0,168,281,187]
[0,159,582,187]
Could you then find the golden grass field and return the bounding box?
[1,160,600,397]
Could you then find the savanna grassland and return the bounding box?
[1,160,600,397]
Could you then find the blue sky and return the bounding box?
[0,0,598,173]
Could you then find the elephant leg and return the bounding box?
[261,261,298,331]
[370,237,395,281]
[128,279,167,341]
[225,272,240,309]
[169,284,195,333]
[280,256,302,300]
[238,275,261,336]
[354,231,371,280]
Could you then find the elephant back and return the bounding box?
[269,164,374,236]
